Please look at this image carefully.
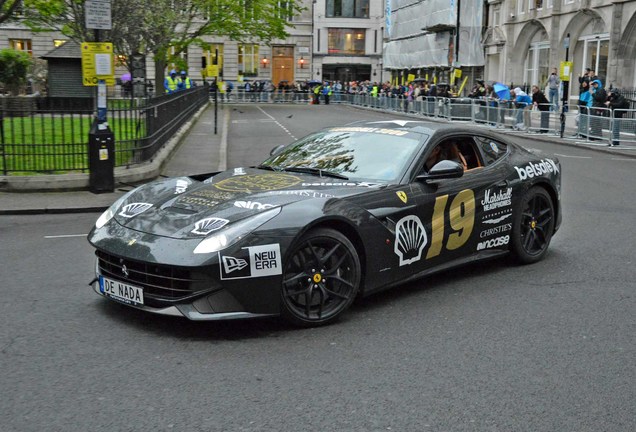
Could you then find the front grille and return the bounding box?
[96,250,215,305]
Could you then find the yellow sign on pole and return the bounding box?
[407,74,415,83]
[559,61,573,82]
[81,42,115,86]
[206,65,219,78]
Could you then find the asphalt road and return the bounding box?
[1,105,635,431]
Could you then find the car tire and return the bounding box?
[280,228,361,327]
[510,186,555,264]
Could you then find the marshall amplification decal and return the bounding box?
[481,187,512,211]
[219,244,282,279]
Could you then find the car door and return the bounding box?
[394,134,512,276]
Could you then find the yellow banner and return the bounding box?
[407,74,415,83]
[206,65,219,78]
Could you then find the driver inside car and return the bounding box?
[425,142,468,171]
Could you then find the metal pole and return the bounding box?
[214,79,218,135]
[560,33,570,138]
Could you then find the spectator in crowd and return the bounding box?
[547,67,560,111]
[512,87,532,130]
[578,68,592,95]
[531,85,550,133]
[606,88,629,146]
[589,79,607,139]
[577,79,592,138]
[164,69,179,94]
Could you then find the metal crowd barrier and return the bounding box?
[212,91,636,146]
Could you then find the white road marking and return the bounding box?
[219,108,230,171]
[44,234,87,239]
[257,107,297,140]
[610,157,636,161]
[553,153,592,159]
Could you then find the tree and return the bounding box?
[0,48,31,95]
[23,0,303,93]
[0,0,22,24]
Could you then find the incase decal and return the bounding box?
[118,203,153,218]
[395,215,427,266]
[477,235,510,251]
[220,244,282,279]
[515,159,559,181]
[234,201,275,210]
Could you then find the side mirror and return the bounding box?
[270,144,285,156]
[417,160,464,181]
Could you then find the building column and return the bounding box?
[606,2,624,88]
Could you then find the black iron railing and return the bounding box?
[0,85,208,175]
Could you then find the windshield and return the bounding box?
[260,127,425,182]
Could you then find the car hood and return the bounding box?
[112,168,384,239]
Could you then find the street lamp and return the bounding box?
[299,57,305,69]
[261,57,269,68]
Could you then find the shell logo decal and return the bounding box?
[396,191,408,204]
[394,215,427,266]
[118,203,153,218]
[192,217,229,235]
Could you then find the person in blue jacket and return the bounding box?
[513,87,532,130]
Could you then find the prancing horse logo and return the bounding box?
[122,264,129,278]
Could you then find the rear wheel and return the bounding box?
[510,186,555,264]
[281,228,361,326]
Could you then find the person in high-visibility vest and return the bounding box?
[164,69,179,94]
[322,81,333,105]
[178,70,194,90]
[313,84,322,105]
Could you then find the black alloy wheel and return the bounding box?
[510,186,555,264]
[281,228,361,326]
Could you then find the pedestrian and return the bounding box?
[547,67,560,111]
[164,69,179,94]
[226,80,233,101]
[313,83,321,104]
[575,80,591,138]
[578,68,592,95]
[589,79,607,140]
[178,70,194,90]
[531,85,550,133]
[606,88,629,146]
[512,87,532,130]
[322,81,332,105]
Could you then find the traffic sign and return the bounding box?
[81,42,115,86]
[86,0,112,30]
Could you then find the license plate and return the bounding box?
[99,275,144,306]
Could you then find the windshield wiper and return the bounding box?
[283,167,349,180]
[255,164,284,172]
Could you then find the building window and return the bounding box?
[326,0,369,18]
[9,39,32,56]
[328,29,365,55]
[580,36,609,81]
[524,42,550,86]
[239,44,259,77]
[277,1,293,20]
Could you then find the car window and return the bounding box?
[424,136,483,172]
[261,128,425,182]
[475,137,508,166]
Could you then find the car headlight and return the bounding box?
[193,207,281,254]
[95,191,134,229]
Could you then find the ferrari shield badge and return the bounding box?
[396,191,408,204]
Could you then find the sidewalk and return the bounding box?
[0,102,634,215]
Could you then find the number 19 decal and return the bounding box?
[426,189,475,259]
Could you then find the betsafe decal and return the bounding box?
[515,159,559,181]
